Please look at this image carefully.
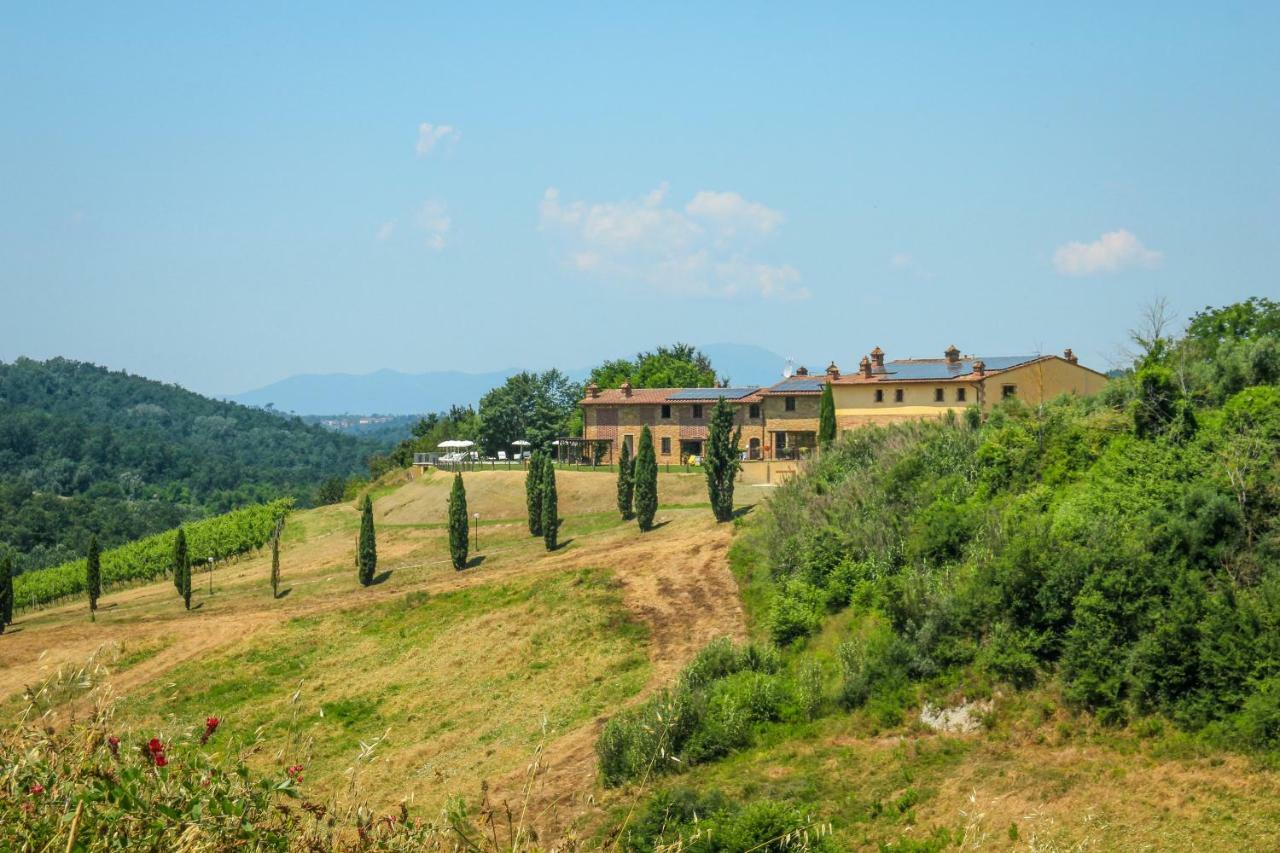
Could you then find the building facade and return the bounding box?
[578,347,1108,460]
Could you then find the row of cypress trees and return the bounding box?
[524,452,560,549]
[617,426,658,529]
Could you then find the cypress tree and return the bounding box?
[634,425,658,531]
[704,398,741,523]
[180,542,192,611]
[86,535,101,613]
[616,440,634,520]
[173,528,188,593]
[358,495,377,586]
[526,451,544,536]
[818,383,836,447]
[0,553,13,633]
[270,519,282,598]
[448,472,470,570]
[541,455,559,551]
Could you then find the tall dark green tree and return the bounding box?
[270,519,282,599]
[704,398,742,523]
[634,425,658,531]
[179,532,192,610]
[0,554,13,633]
[541,456,559,551]
[818,383,836,447]
[526,452,545,536]
[86,535,101,613]
[616,440,634,520]
[448,472,470,570]
[173,528,188,594]
[358,495,377,586]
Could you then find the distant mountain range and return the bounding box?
[228,343,818,415]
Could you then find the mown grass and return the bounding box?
[111,567,650,812]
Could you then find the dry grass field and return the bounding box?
[8,467,1280,849]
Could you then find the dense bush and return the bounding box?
[620,787,835,852]
[751,298,1280,742]
[13,500,291,609]
[597,638,786,786]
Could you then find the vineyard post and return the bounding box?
[208,557,214,594]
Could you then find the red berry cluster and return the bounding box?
[201,716,221,745]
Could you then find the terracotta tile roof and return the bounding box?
[830,354,1105,384]
[580,387,765,405]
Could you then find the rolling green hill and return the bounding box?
[0,357,380,575]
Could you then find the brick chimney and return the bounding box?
[870,346,885,368]
[826,361,840,380]
[860,355,873,378]
[586,381,600,399]
[620,380,632,397]
[795,365,809,376]
[972,360,985,376]
[1063,348,1078,364]
[945,344,960,364]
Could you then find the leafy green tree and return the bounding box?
[1133,366,1180,439]
[173,529,188,596]
[0,553,13,632]
[86,535,101,613]
[818,383,836,446]
[477,370,581,456]
[316,476,347,505]
[616,440,634,520]
[448,472,469,570]
[1186,297,1280,357]
[541,456,559,551]
[634,425,658,531]
[705,398,741,523]
[526,452,544,536]
[588,343,718,389]
[358,495,377,586]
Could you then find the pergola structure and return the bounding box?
[553,437,614,466]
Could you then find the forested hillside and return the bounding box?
[0,358,379,574]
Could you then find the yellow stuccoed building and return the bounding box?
[830,345,1108,429]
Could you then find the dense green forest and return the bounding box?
[0,358,380,575]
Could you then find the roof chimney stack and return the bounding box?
[586,382,600,398]
[1064,348,1078,364]
[620,380,632,397]
[860,355,873,378]
[945,344,960,364]
[795,365,809,376]
[826,361,840,380]
[870,346,885,368]
[973,360,986,377]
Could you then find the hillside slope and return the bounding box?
[0,357,379,573]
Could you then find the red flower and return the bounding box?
[107,735,120,757]
[201,716,221,745]
[286,764,304,782]
[154,755,168,768]
[148,738,164,755]
[29,783,44,795]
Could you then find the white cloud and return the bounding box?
[686,190,783,236]
[415,122,460,157]
[1053,229,1163,276]
[416,200,451,250]
[375,220,396,242]
[538,184,805,299]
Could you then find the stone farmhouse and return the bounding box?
[578,347,1107,463]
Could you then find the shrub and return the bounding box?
[838,618,911,710]
[620,788,835,853]
[769,579,826,646]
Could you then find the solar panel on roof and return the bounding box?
[879,356,1037,381]
[666,387,758,400]
[768,377,826,392]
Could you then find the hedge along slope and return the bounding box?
[14,500,292,610]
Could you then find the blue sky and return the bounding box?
[2,3,1277,396]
